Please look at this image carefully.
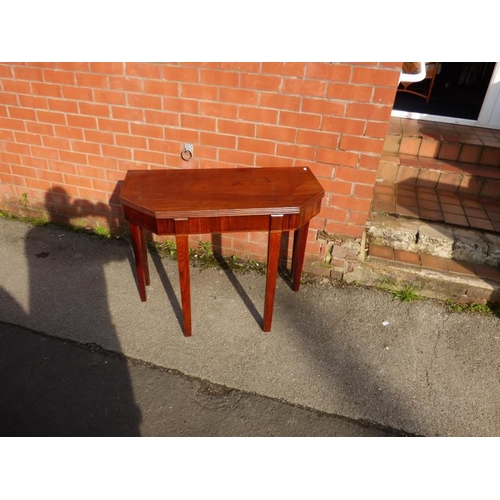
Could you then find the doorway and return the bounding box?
[392,62,499,128]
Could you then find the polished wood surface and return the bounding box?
[120,167,325,336]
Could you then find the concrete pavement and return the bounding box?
[1,216,499,436]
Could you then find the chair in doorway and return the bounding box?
[398,62,439,103]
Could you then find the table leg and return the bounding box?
[263,215,283,332]
[291,221,309,292]
[129,222,148,302]
[175,231,192,337]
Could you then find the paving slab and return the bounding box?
[1,217,500,436]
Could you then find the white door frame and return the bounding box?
[392,62,500,130]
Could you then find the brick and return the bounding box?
[200,69,239,87]
[43,69,75,85]
[316,149,358,166]
[30,146,58,160]
[256,124,296,143]
[116,134,147,149]
[84,130,114,145]
[13,66,42,80]
[200,132,236,149]
[125,63,162,79]
[130,122,164,138]
[354,184,375,199]
[144,110,180,126]
[181,114,216,131]
[57,63,90,72]
[335,166,377,185]
[181,84,218,101]
[67,114,98,129]
[89,62,124,75]
[133,149,165,165]
[0,92,20,106]
[238,137,276,155]
[218,148,255,166]
[326,83,373,102]
[59,150,87,164]
[324,222,364,238]
[54,126,84,140]
[262,62,305,77]
[36,110,66,125]
[14,131,43,145]
[331,195,372,213]
[394,249,420,265]
[365,121,390,139]
[42,136,70,150]
[26,122,54,135]
[47,98,79,113]
[165,128,199,143]
[340,135,384,155]
[2,79,32,93]
[220,62,260,72]
[346,102,392,122]
[239,106,278,124]
[108,76,143,92]
[200,101,237,119]
[373,86,398,105]
[297,130,339,148]
[79,102,111,117]
[281,78,326,97]
[88,154,118,169]
[219,87,259,105]
[322,116,365,135]
[71,140,101,155]
[240,73,281,92]
[76,73,108,88]
[254,154,291,168]
[319,179,353,195]
[111,106,144,121]
[189,147,218,162]
[41,159,75,174]
[162,65,199,82]
[348,211,369,226]
[1,117,26,131]
[276,143,316,161]
[352,67,400,87]
[260,93,301,111]
[279,110,320,130]
[61,85,94,101]
[143,80,179,97]
[218,120,255,137]
[320,206,348,222]
[305,63,351,82]
[102,145,132,160]
[36,169,64,183]
[302,97,344,116]
[162,97,199,114]
[8,106,37,120]
[369,244,394,260]
[128,93,162,109]
[94,89,127,105]
[98,118,129,133]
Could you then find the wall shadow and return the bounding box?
[0,186,143,436]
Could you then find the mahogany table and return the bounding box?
[119,167,324,337]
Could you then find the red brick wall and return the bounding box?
[0,62,401,268]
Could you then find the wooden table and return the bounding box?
[119,167,324,337]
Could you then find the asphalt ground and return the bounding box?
[1,216,500,436]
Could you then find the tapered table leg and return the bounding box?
[263,215,283,332]
[175,223,192,337]
[291,221,309,292]
[129,223,148,301]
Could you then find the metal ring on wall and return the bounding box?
[180,147,193,161]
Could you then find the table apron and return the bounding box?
[123,202,321,235]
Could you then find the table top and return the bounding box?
[120,167,324,219]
